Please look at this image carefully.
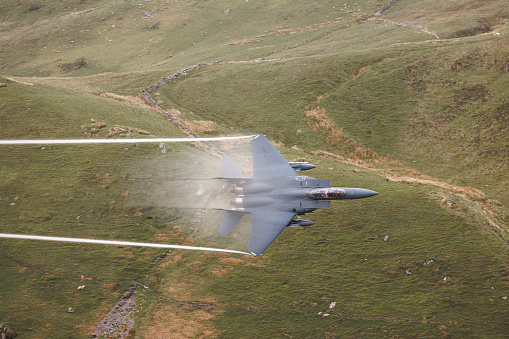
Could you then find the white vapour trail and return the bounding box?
[0,233,252,256]
[0,135,256,145]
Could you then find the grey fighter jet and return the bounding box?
[214,135,378,256]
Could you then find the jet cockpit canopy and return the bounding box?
[306,188,346,200]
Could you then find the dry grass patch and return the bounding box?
[231,38,262,46]
[220,257,244,266]
[107,125,151,137]
[262,19,343,37]
[100,92,153,110]
[144,306,218,338]
[158,252,184,268]
[166,109,218,134]
[385,175,486,200]
[6,77,34,86]
[305,95,372,151]
[148,255,220,338]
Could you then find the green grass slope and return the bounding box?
[1,0,509,337]
[0,78,202,337]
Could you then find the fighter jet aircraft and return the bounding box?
[214,135,378,256]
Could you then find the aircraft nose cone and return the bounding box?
[361,189,378,198]
[346,188,378,199]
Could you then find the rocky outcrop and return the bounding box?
[91,283,137,338]
[361,0,397,22]
[377,18,440,39]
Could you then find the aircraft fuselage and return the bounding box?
[229,175,377,214]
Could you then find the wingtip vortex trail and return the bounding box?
[0,135,258,145]
[0,233,253,256]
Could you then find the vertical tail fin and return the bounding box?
[219,210,248,235]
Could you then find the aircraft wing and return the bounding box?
[247,210,296,255]
[251,135,297,179]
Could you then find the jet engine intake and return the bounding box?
[231,182,274,195]
[230,195,274,208]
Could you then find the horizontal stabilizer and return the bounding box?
[219,210,248,235]
[221,156,246,179]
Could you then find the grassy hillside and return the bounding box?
[1,0,509,337]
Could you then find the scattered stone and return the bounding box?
[360,0,396,21]
[0,324,17,338]
[405,269,413,275]
[158,143,167,154]
[67,307,74,313]
[423,259,434,266]
[376,18,440,39]
[329,301,336,309]
[77,285,85,290]
[383,235,389,242]
[0,83,6,87]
